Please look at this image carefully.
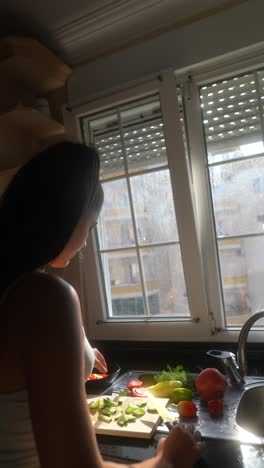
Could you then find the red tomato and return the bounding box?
[127,380,143,391]
[195,368,228,402]
[131,387,148,397]
[178,401,198,418]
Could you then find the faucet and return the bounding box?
[207,310,264,387]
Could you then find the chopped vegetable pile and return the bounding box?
[88,373,109,380]
[88,397,158,426]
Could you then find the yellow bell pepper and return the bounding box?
[147,380,183,398]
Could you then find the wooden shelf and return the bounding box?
[0,106,64,137]
[0,37,71,171]
[0,36,72,95]
[0,106,65,170]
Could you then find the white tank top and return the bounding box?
[0,389,40,468]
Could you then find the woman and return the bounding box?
[0,141,205,468]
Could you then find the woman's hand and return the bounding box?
[155,423,206,468]
[93,348,108,373]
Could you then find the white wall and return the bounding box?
[68,0,264,106]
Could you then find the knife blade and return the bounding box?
[145,389,176,423]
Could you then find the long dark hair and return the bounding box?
[0,141,101,292]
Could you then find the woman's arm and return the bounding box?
[83,332,95,379]
[92,348,108,373]
[83,331,108,379]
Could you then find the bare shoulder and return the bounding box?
[14,271,78,306]
[10,271,81,333]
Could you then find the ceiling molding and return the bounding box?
[55,0,164,47]
[58,0,247,65]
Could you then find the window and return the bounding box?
[200,71,264,327]
[74,61,264,341]
[81,95,189,319]
[181,65,264,333]
[76,77,209,340]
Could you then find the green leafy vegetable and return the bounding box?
[154,365,195,391]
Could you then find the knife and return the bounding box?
[145,389,176,423]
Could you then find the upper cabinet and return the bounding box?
[0,36,72,171]
[0,36,71,95]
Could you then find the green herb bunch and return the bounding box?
[154,365,195,392]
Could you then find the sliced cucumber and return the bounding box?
[101,408,112,417]
[147,405,158,414]
[125,404,140,415]
[89,400,100,410]
[99,413,112,423]
[138,401,147,408]
[132,408,146,417]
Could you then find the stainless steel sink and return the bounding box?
[236,383,264,437]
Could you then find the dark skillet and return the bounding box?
[85,361,121,394]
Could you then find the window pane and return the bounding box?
[218,237,264,326]
[95,129,124,180]
[82,94,189,321]
[210,157,264,237]
[257,70,264,119]
[121,96,167,173]
[141,245,190,317]
[200,72,263,165]
[98,179,135,250]
[83,111,125,180]
[101,250,145,318]
[130,170,178,243]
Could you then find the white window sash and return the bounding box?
[182,59,264,342]
[182,78,225,332]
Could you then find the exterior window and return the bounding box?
[200,70,264,327]
[80,95,190,320]
[70,59,264,340]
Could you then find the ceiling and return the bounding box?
[0,0,246,66]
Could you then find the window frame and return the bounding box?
[67,51,264,343]
[69,72,211,341]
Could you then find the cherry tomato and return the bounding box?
[127,380,143,391]
[178,401,198,418]
[131,387,148,397]
[207,399,223,416]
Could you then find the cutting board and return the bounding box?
[87,395,170,439]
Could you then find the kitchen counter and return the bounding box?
[88,341,264,467]
[88,366,264,466]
